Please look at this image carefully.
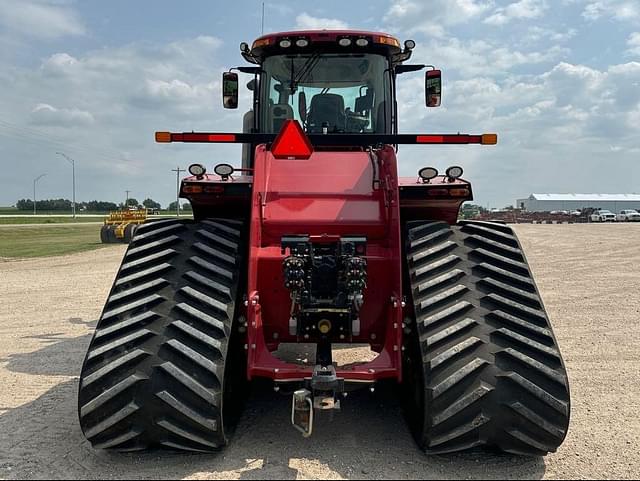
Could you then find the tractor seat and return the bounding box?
[307,94,346,133]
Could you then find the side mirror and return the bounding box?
[223,72,239,109]
[425,69,442,107]
[298,91,307,123]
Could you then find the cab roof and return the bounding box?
[249,30,403,60]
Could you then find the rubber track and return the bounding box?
[404,220,570,455]
[78,218,244,451]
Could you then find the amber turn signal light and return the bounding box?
[481,134,498,145]
[155,132,171,143]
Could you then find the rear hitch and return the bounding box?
[290,364,345,437]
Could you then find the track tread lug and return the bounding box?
[92,428,143,450]
[188,256,234,281]
[84,402,140,440]
[424,318,477,347]
[126,235,181,258]
[428,414,490,448]
[429,337,484,370]
[115,263,172,287]
[120,249,178,272]
[432,383,493,426]
[157,419,219,449]
[416,269,465,294]
[156,390,218,431]
[159,361,217,404]
[94,312,157,340]
[80,375,146,418]
[101,295,164,321]
[418,284,469,311]
[421,301,473,328]
[108,279,168,303]
[431,358,488,399]
[130,223,184,244]
[86,329,154,360]
[81,349,149,387]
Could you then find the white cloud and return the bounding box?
[484,0,548,26]
[295,13,348,30]
[627,32,640,55]
[385,0,494,36]
[523,26,577,44]
[0,0,85,39]
[408,37,568,77]
[582,0,640,21]
[30,103,95,126]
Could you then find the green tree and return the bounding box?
[142,198,161,209]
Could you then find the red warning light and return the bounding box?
[270,120,313,159]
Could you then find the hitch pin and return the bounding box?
[291,389,314,438]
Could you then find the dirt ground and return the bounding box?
[0,224,638,480]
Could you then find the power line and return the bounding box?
[0,118,128,159]
[0,119,135,164]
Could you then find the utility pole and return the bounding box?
[261,2,265,34]
[125,190,131,209]
[171,167,185,217]
[33,173,46,216]
[56,152,76,218]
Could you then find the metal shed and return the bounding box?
[516,194,640,213]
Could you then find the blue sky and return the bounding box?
[0,0,638,208]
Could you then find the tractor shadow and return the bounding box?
[0,324,546,480]
[0,317,95,377]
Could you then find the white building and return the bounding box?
[517,194,640,212]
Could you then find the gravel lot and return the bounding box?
[0,224,639,479]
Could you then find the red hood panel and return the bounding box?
[257,149,387,240]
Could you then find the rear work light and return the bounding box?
[418,167,438,182]
[189,163,207,178]
[271,120,313,159]
[445,166,464,180]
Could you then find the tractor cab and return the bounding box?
[222,31,441,166]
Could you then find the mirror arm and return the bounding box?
[241,52,260,65]
[396,64,437,74]
[236,66,262,75]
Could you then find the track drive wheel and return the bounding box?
[78,218,246,451]
[100,225,110,244]
[123,223,138,243]
[403,220,570,456]
[105,225,118,243]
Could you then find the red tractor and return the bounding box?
[79,30,570,456]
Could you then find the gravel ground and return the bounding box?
[0,224,638,480]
